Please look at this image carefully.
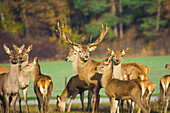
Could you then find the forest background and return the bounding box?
[0,0,170,63]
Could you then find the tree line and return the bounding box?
[0,0,170,63]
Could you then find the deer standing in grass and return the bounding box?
[0,44,23,113]
[22,56,53,113]
[0,44,33,113]
[13,44,33,113]
[123,69,155,113]
[100,54,150,113]
[158,64,170,113]
[64,48,93,111]
[57,22,109,113]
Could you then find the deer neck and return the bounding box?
[77,57,92,81]
[21,60,28,68]
[31,64,41,82]
[71,60,78,74]
[60,86,69,102]
[112,62,122,80]
[8,63,19,84]
[101,61,113,88]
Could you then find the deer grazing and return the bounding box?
[56,75,91,112]
[0,44,23,113]
[22,56,53,113]
[64,48,93,111]
[158,65,170,113]
[100,56,150,113]
[57,22,109,113]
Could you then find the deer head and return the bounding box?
[65,48,77,62]
[22,56,38,72]
[4,44,23,64]
[56,95,66,112]
[108,47,129,65]
[123,69,134,80]
[57,22,109,62]
[165,64,170,69]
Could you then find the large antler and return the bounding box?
[56,22,79,46]
[88,24,109,47]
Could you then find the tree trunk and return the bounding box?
[156,0,161,31]
[118,0,123,39]
[0,1,7,31]
[111,0,118,37]
[21,0,29,37]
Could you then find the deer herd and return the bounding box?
[0,22,169,113]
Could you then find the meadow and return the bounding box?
[1,55,170,100]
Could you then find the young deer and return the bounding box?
[123,69,155,113]
[22,56,53,113]
[57,22,109,113]
[65,48,93,111]
[158,74,170,113]
[0,44,23,113]
[101,57,150,113]
[13,44,33,113]
[56,75,91,112]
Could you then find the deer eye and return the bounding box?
[121,55,123,57]
[79,50,82,53]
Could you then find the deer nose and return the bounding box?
[116,59,119,62]
[65,58,68,61]
[95,67,97,71]
[85,56,88,59]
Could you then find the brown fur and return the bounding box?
[22,56,53,113]
[0,44,23,113]
[57,22,109,113]
[158,75,170,113]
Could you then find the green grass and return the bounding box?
[1,56,170,99]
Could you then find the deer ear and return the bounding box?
[130,69,134,77]
[33,56,38,65]
[20,44,25,51]
[4,44,10,54]
[57,95,61,102]
[28,44,33,51]
[89,46,97,52]
[122,47,129,55]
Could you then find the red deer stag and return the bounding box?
[56,22,109,113]
[22,56,53,113]
[65,48,93,111]
[0,44,23,113]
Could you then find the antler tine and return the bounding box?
[56,22,78,46]
[89,24,110,47]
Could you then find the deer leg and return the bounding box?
[80,92,85,111]
[23,88,29,113]
[4,94,10,113]
[12,93,18,113]
[18,92,22,113]
[36,97,41,113]
[109,96,116,113]
[130,101,134,113]
[67,90,79,112]
[164,97,169,113]
[120,100,124,113]
[87,89,93,111]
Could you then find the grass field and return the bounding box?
[1,56,170,100]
